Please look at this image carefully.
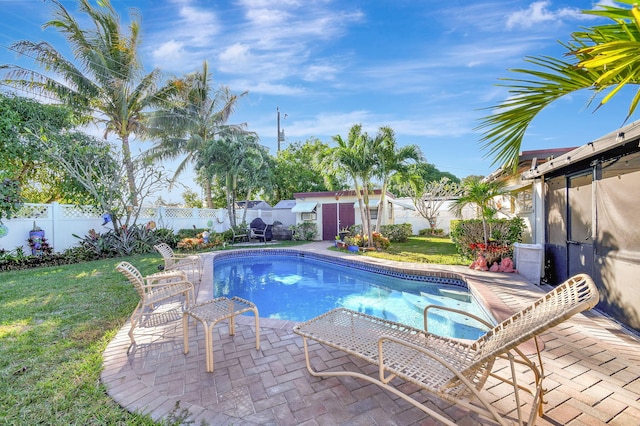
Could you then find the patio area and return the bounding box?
[101,242,640,425]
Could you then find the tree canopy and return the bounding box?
[0,93,100,205]
[2,0,178,204]
[270,138,347,204]
[146,61,247,207]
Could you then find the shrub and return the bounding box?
[176,231,223,252]
[290,222,317,241]
[344,234,365,247]
[418,228,445,237]
[177,227,208,239]
[450,218,525,261]
[0,226,192,272]
[154,228,180,247]
[379,223,413,243]
[372,232,390,249]
[72,226,181,259]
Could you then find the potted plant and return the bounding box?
[28,221,45,256]
[335,236,347,249]
[344,236,360,253]
[338,227,350,241]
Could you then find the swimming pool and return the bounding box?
[213,251,495,340]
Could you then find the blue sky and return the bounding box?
[0,0,633,199]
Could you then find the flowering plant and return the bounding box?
[177,237,202,251]
[177,234,223,251]
[371,232,390,249]
[469,241,512,264]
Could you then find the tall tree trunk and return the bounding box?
[121,135,138,206]
[352,178,367,239]
[361,182,374,247]
[225,173,236,228]
[241,187,252,225]
[204,178,213,208]
[375,180,389,232]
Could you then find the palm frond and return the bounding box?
[478,2,640,170]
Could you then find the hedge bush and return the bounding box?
[346,223,412,243]
[290,222,318,241]
[176,228,208,239]
[379,223,413,242]
[450,218,525,260]
[418,228,445,236]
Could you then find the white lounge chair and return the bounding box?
[116,261,195,352]
[293,273,599,426]
[154,242,201,283]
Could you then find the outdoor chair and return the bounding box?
[250,225,271,243]
[115,261,195,352]
[154,243,201,283]
[293,273,599,426]
[231,227,248,244]
[249,218,272,243]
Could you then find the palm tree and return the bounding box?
[477,2,640,171]
[237,146,273,226]
[371,126,422,232]
[450,177,507,245]
[1,0,176,204]
[198,130,264,228]
[318,125,376,245]
[146,61,247,207]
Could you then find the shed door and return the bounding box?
[567,172,594,278]
[321,203,355,240]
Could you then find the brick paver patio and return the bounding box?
[101,243,640,425]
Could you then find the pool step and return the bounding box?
[438,288,472,303]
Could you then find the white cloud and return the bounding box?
[145,0,362,91]
[505,1,584,30]
[218,43,252,65]
[303,64,339,82]
[152,40,185,63]
[146,0,221,70]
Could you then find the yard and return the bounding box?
[0,237,466,424]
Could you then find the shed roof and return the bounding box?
[291,201,318,213]
[273,200,297,209]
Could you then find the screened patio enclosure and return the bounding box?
[526,129,640,331]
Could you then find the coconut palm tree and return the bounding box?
[450,177,507,245]
[198,129,264,228]
[477,1,640,171]
[371,126,422,232]
[1,0,176,204]
[146,61,247,207]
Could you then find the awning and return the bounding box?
[291,201,318,213]
[353,200,380,208]
[390,200,416,210]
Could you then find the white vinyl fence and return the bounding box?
[0,203,286,254]
[393,199,477,235]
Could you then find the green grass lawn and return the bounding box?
[0,255,162,425]
[0,237,467,424]
[351,235,469,265]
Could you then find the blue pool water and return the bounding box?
[213,252,494,340]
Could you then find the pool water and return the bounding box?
[213,253,494,340]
